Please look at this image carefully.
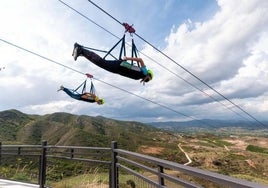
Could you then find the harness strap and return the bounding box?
[90,81,96,94]
[103,35,126,60]
[131,38,139,66]
[75,80,87,93]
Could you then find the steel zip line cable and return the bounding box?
[59,0,265,127]
[58,0,253,123]
[84,0,266,127]
[0,37,208,125]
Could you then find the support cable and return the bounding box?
[0,37,205,124]
[84,0,266,127]
[58,0,119,39]
[58,0,248,122]
[135,32,265,127]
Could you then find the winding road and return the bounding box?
[178,143,192,166]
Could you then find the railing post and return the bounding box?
[18,147,21,155]
[158,165,165,186]
[39,140,47,188]
[70,148,74,159]
[111,141,118,188]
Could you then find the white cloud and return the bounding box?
[1,0,268,123]
[140,0,268,121]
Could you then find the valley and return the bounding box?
[1,109,268,186]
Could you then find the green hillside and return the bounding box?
[1,109,268,187]
[0,109,174,151]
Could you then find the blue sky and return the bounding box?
[1,0,268,124]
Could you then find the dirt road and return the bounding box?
[178,143,192,165]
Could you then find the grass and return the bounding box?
[231,174,268,185]
[246,145,268,154]
[205,138,233,147]
[49,173,110,188]
[49,173,140,188]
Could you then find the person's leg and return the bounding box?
[72,43,83,61]
[81,48,103,64]
[63,88,81,100]
[72,43,106,64]
[72,43,120,73]
[57,85,64,92]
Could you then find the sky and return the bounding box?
[0,0,268,124]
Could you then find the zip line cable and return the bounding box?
[0,37,207,125]
[57,0,251,123]
[135,32,265,126]
[1,39,84,75]
[135,32,265,125]
[87,0,122,26]
[141,54,249,121]
[58,0,118,40]
[84,0,265,127]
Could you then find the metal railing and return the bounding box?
[0,141,267,188]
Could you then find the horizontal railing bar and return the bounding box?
[159,171,202,188]
[117,155,158,173]
[46,145,111,150]
[117,163,165,188]
[117,156,202,188]
[115,149,268,188]
[1,150,41,153]
[1,145,110,151]
[2,145,42,148]
[1,153,41,157]
[47,155,111,165]
[1,143,267,188]
[47,151,109,156]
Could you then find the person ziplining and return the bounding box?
[72,23,153,85]
[58,74,104,105]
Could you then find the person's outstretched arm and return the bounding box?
[123,56,145,67]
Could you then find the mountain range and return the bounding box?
[1,109,268,148]
[149,119,268,134]
[0,109,170,151]
[1,109,268,185]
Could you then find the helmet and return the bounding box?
[147,69,153,80]
[98,99,105,105]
